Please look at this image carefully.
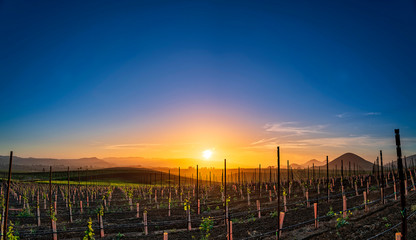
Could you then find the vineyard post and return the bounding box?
[277,146,281,240]
[287,160,290,199]
[377,157,380,186]
[37,191,41,226]
[168,169,171,195]
[144,211,148,235]
[196,165,199,215]
[395,129,407,239]
[3,151,13,240]
[314,202,318,229]
[68,167,73,223]
[179,167,181,202]
[312,163,315,185]
[326,156,329,202]
[49,166,57,240]
[259,164,261,198]
[341,160,344,195]
[224,158,229,235]
[229,220,233,240]
[363,191,368,212]
[380,150,385,204]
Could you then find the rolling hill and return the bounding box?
[327,152,374,171]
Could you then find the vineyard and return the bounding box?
[0,132,415,239]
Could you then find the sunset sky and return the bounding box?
[1,1,416,168]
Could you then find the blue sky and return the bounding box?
[1,0,415,166]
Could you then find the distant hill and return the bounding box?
[0,156,113,171]
[327,152,374,171]
[302,159,325,167]
[290,163,303,169]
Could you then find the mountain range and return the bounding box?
[0,152,387,172]
[290,152,375,170]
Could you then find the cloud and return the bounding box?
[251,137,277,145]
[105,143,160,150]
[248,135,392,150]
[364,112,381,116]
[264,122,326,136]
[336,113,348,118]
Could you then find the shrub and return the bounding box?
[199,216,214,240]
[83,218,95,240]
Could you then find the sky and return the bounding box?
[1,0,416,168]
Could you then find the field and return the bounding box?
[1,167,416,239]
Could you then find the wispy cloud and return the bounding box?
[264,122,326,136]
[251,137,277,145]
[336,113,348,118]
[364,112,381,116]
[105,143,160,150]
[249,135,391,150]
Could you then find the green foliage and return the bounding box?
[199,216,214,240]
[83,218,95,240]
[369,186,378,191]
[411,205,416,212]
[247,213,256,222]
[115,232,125,240]
[7,221,20,240]
[17,207,34,217]
[215,206,220,210]
[183,198,191,211]
[269,210,278,218]
[326,206,335,217]
[49,206,57,221]
[335,212,351,229]
[96,205,104,216]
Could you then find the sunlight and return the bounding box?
[202,149,213,160]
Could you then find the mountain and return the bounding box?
[327,152,374,171]
[302,159,325,167]
[0,156,113,171]
[289,163,303,169]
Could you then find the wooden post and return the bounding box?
[36,192,41,226]
[163,232,168,240]
[99,215,104,238]
[80,201,83,214]
[168,197,171,216]
[326,156,329,202]
[229,220,233,240]
[143,212,148,235]
[395,129,407,239]
[52,219,57,240]
[314,202,318,229]
[224,159,227,225]
[197,199,200,215]
[278,212,285,238]
[342,195,347,218]
[394,181,397,200]
[136,203,140,218]
[380,187,384,205]
[283,194,287,212]
[277,147,281,240]
[187,208,191,230]
[256,200,261,218]
[363,191,368,212]
[396,232,402,240]
[247,189,250,206]
[306,191,310,207]
[3,151,13,240]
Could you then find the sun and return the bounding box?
[202,149,213,160]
